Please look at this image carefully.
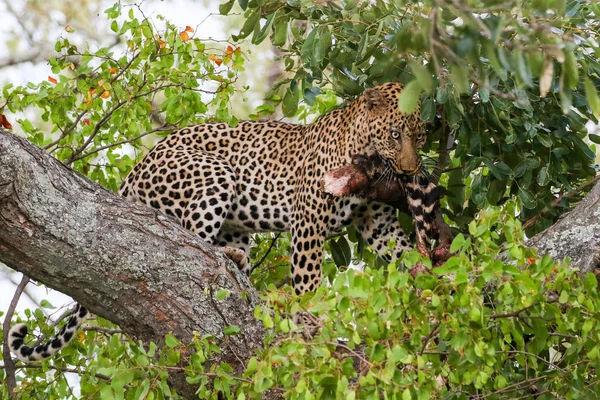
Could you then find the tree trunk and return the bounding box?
[0,129,266,398]
[528,180,600,275]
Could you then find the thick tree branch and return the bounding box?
[528,178,600,275]
[0,129,266,397]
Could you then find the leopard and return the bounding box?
[9,82,428,360]
[117,81,427,294]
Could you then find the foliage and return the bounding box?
[2,1,600,399]
[3,206,600,399]
[222,0,600,236]
[240,207,600,399]
[1,2,246,192]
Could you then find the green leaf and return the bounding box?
[516,50,533,87]
[518,187,536,209]
[420,95,435,122]
[450,64,469,93]
[246,357,258,374]
[409,61,432,91]
[135,380,151,400]
[559,290,569,304]
[271,14,288,47]
[584,273,598,291]
[165,334,179,348]
[572,134,595,159]
[536,132,553,148]
[584,78,600,117]
[450,233,465,253]
[236,10,260,40]
[483,159,504,179]
[330,237,351,267]
[589,134,600,144]
[253,12,275,44]
[215,289,230,300]
[281,86,299,117]
[536,166,549,186]
[485,42,507,80]
[564,49,579,89]
[40,299,55,309]
[398,80,422,114]
[219,0,235,15]
[301,28,319,66]
[314,27,332,66]
[224,325,241,335]
[469,306,481,322]
[357,31,369,60]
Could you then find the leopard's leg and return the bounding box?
[290,203,327,296]
[353,202,412,262]
[216,231,251,275]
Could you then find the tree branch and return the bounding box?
[0,129,266,397]
[528,178,600,275]
[1,274,30,399]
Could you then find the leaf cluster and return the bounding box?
[221,0,600,235]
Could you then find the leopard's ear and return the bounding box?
[363,88,386,110]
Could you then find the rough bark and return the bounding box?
[528,180,600,275]
[0,129,266,398]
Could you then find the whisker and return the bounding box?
[373,163,391,188]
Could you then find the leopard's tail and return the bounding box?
[8,303,88,361]
[402,174,440,248]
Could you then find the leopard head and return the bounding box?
[360,82,426,175]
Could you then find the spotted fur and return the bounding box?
[8,304,88,361]
[7,83,429,362]
[119,82,426,294]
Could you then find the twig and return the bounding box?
[2,274,30,399]
[81,326,124,335]
[0,364,113,382]
[2,0,35,44]
[274,277,291,288]
[488,298,558,319]
[428,6,442,78]
[449,0,492,39]
[489,303,537,319]
[68,125,175,163]
[471,77,522,102]
[433,107,448,184]
[32,303,82,347]
[548,332,578,339]
[472,375,546,399]
[498,350,566,374]
[250,232,282,274]
[7,273,43,313]
[420,322,441,355]
[522,174,600,230]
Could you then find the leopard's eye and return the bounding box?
[391,130,400,139]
